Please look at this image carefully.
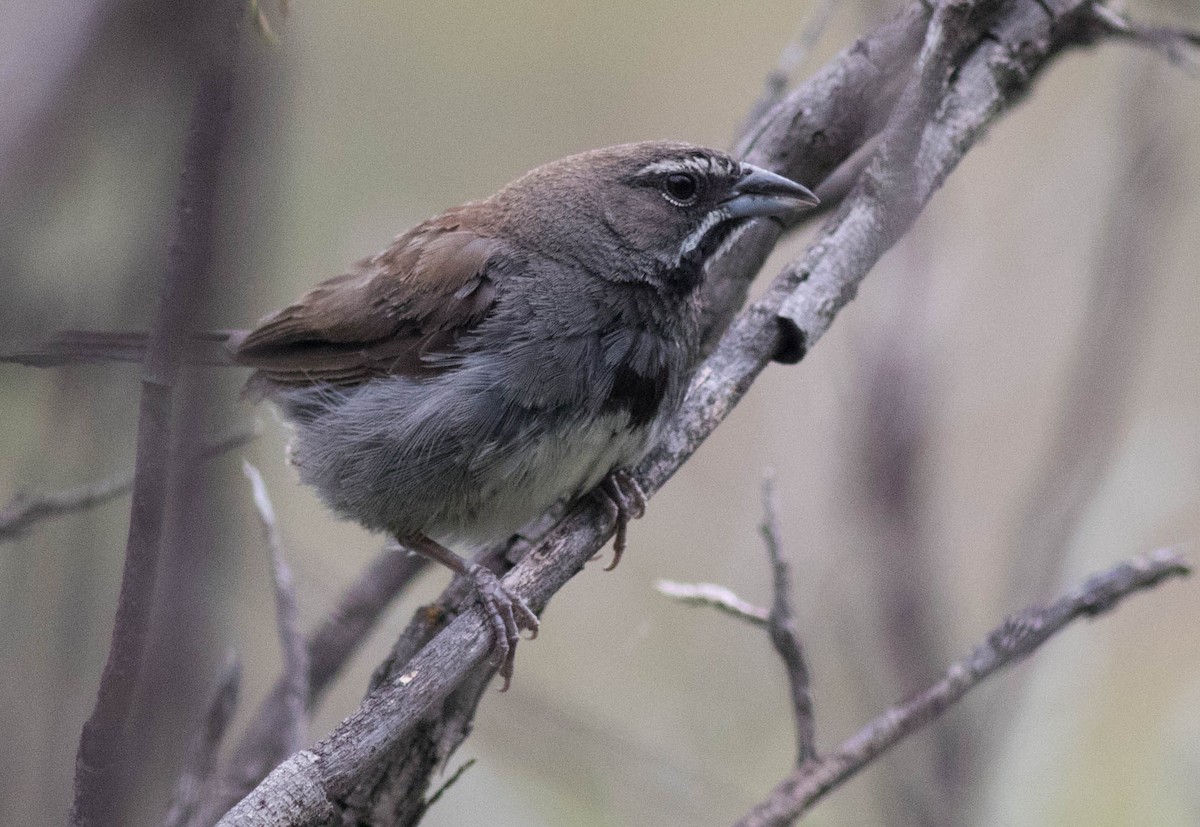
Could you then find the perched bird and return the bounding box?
[4,142,818,684]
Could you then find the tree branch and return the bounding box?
[733,548,1192,826]
[189,544,428,825]
[164,654,241,827]
[759,473,818,766]
[0,427,255,544]
[70,4,242,823]
[214,1,1195,822]
[243,462,309,759]
[0,473,132,542]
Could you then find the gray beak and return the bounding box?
[722,163,819,220]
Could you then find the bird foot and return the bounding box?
[467,563,539,691]
[595,469,647,571]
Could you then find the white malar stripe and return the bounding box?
[710,217,752,262]
[672,208,729,267]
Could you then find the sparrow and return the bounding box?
[4,142,818,685]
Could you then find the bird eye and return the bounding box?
[662,172,699,206]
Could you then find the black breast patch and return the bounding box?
[603,361,668,429]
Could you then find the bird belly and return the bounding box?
[441,411,647,545]
[275,376,650,548]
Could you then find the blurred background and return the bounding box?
[2,0,1198,825]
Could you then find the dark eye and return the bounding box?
[662,172,699,206]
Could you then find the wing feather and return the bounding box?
[231,205,505,389]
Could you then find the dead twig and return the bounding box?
[0,475,132,542]
[189,542,428,825]
[163,654,241,827]
[242,461,309,760]
[733,548,1192,826]
[655,581,770,626]
[759,473,817,765]
[0,427,256,543]
[658,473,817,766]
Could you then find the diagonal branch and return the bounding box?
[214,1,1193,822]
[188,542,428,827]
[0,427,256,544]
[0,474,132,542]
[732,548,1192,826]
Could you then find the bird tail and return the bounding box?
[1,330,239,368]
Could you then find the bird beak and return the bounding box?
[722,163,820,220]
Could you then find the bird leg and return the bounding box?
[595,469,647,571]
[398,533,539,691]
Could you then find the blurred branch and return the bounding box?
[243,462,309,758]
[850,233,962,821]
[70,1,243,797]
[0,427,255,543]
[189,543,428,825]
[164,655,241,827]
[0,0,110,185]
[733,548,1192,826]
[1090,3,1200,71]
[0,474,131,542]
[737,0,843,144]
[1006,70,1183,605]
[215,0,1197,822]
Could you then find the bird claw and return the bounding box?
[596,469,647,571]
[467,563,539,691]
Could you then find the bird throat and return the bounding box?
[670,213,747,293]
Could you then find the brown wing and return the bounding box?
[230,205,504,389]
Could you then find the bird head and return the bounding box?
[491,141,819,291]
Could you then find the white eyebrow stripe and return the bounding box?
[636,156,716,178]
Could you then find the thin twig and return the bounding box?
[760,473,817,765]
[737,0,843,146]
[733,548,1192,826]
[0,475,132,542]
[163,654,241,827]
[658,474,818,766]
[655,580,770,625]
[1089,3,1200,72]
[0,426,256,543]
[70,4,242,824]
[422,758,476,811]
[243,461,309,759]
[190,542,428,826]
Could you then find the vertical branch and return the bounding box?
[848,239,970,824]
[69,3,242,825]
[163,654,241,827]
[243,461,309,758]
[759,473,818,765]
[1005,62,1181,605]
